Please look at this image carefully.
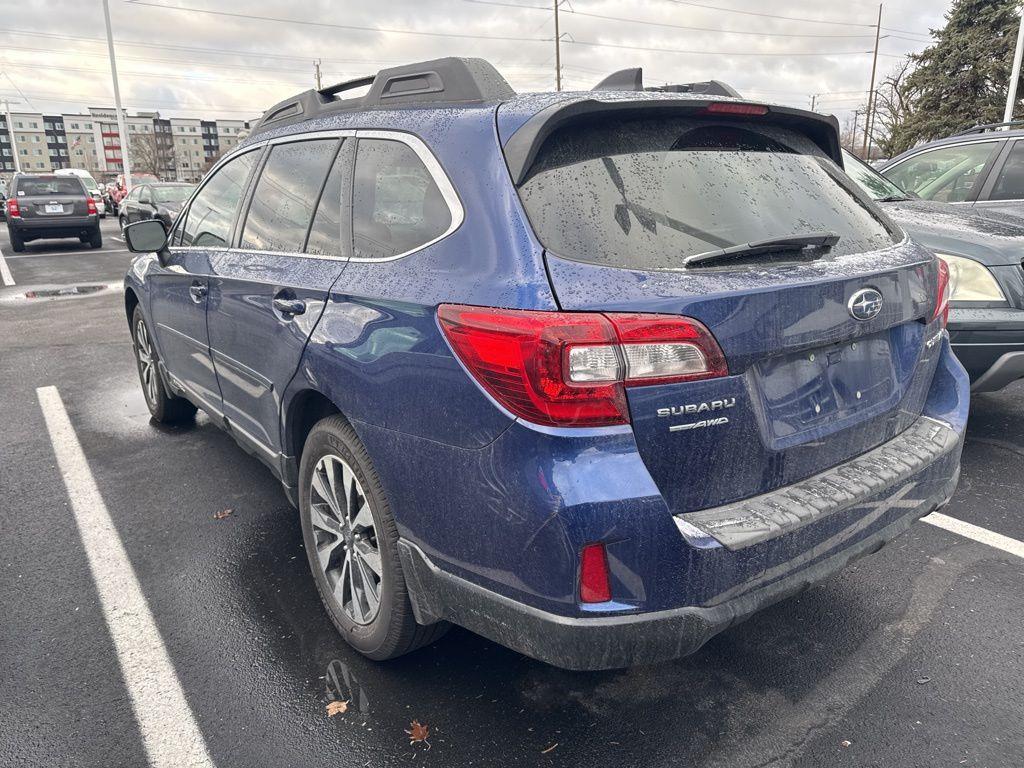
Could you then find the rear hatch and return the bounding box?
[15,176,89,219]
[508,106,943,516]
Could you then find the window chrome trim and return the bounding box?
[167,128,464,265]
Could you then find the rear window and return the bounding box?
[517,118,900,270]
[16,178,85,196]
[152,185,193,203]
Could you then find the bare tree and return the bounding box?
[868,58,919,158]
[130,131,176,180]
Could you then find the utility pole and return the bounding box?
[314,59,323,90]
[1004,4,1024,125]
[810,93,817,112]
[101,0,132,190]
[1,97,21,173]
[851,109,861,152]
[553,0,562,91]
[862,3,882,155]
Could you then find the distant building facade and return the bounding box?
[0,107,250,182]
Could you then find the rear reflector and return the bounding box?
[579,543,611,603]
[704,102,769,116]
[438,304,728,427]
[933,257,951,327]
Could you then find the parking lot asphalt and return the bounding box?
[1,220,1022,768]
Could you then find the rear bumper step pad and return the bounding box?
[677,416,960,551]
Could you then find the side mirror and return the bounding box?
[124,219,169,263]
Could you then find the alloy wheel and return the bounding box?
[309,454,382,625]
[134,319,158,406]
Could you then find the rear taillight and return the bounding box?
[933,257,951,327]
[7,198,20,218]
[437,304,728,427]
[86,197,98,215]
[579,543,611,604]
[703,102,769,116]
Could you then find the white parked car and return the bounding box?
[54,168,107,217]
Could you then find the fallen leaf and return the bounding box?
[213,509,233,520]
[541,743,559,754]
[840,740,852,748]
[916,677,931,685]
[326,700,349,717]
[406,720,431,749]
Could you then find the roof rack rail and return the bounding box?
[592,67,741,98]
[954,120,1024,136]
[250,57,515,136]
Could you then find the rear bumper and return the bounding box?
[9,215,98,239]
[400,467,959,671]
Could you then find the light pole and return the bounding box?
[1004,4,1024,125]
[1,97,21,173]
[101,0,132,190]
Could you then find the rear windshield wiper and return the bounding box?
[683,232,840,268]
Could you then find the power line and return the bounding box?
[123,0,551,44]
[659,0,877,29]
[463,0,879,38]
[564,38,875,57]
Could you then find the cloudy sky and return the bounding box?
[2,0,953,124]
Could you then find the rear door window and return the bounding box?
[988,140,1024,201]
[240,139,339,252]
[180,150,259,247]
[516,118,899,271]
[883,141,999,203]
[352,139,451,260]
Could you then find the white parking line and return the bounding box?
[36,386,215,768]
[924,512,1024,559]
[0,243,14,286]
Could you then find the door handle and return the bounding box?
[188,282,208,303]
[273,297,306,316]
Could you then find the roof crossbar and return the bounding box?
[251,57,515,136]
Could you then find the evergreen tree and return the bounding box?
[889,0,1021,153]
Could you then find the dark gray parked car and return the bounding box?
[879,122,1024,219]
[845,149,1024,391]
[4,173,102,252]
[118,182,194,231]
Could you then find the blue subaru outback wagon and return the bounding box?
[122,58,969,670]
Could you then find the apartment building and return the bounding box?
[0,107,250,182]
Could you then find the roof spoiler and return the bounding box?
[251,57,516,136]
[504,98,843,185]
[592,67,742,98]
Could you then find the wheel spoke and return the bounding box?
[311,464,342,518]
[309,503,344,536]
[355,554,379,614]
[347,557,365,623]
[351,500,373,531]
[354,540,381,576]
[333,551,351,605]
[315,536,340,571]
[341,463,357,523]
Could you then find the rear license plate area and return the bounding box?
[753,330,898,444]
[44,204,64,214]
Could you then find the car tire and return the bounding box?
[9,229,25,253]
[298,415,449,661]
[131,306,197,424]
[89,227,102,249]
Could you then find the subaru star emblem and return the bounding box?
[848,288,883,321]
